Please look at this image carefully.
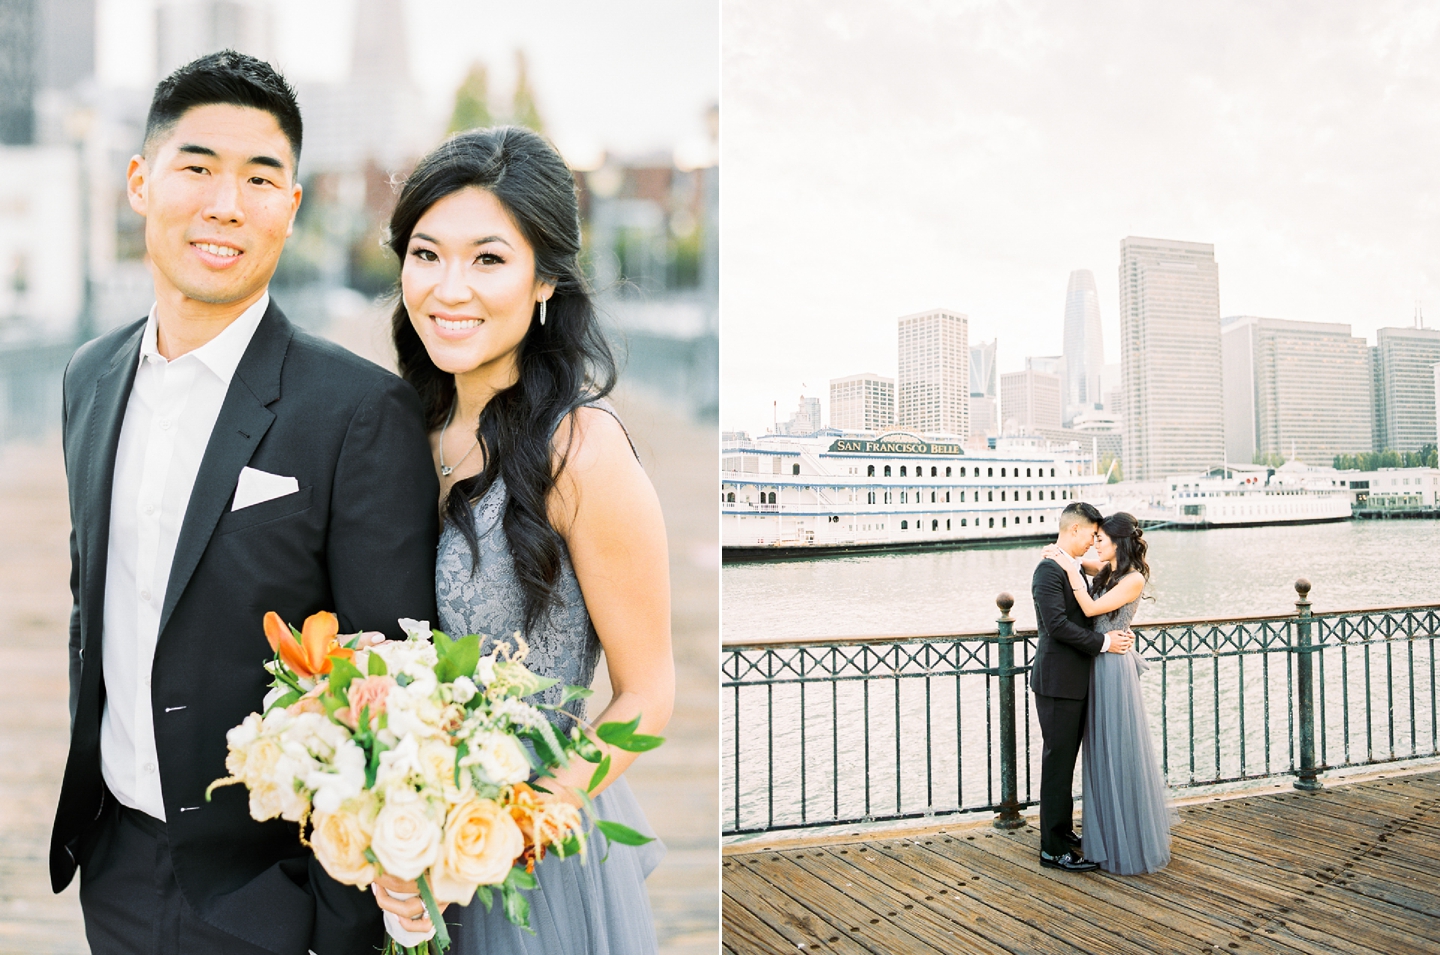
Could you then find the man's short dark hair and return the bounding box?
[1058,501,1103,531]
[143,50,302,167]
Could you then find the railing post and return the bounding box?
[1293,578,1323,792]
[993,592,1025,829]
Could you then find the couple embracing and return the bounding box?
[1030,502,1174,876]
[50,51,671,954]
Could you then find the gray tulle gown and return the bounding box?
[1082,593,1176,875]
[435,424,664,953]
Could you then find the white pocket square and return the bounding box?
[233,466,300,511]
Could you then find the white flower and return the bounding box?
[450,676,477,704]
[470,732,531,786]
[226,712,263,751]
[398,618,432,642]
[307,738,368,814]
[488,697,548,731]
[370,797,442,880]
[474,655,496,687]
[376,733,422,789]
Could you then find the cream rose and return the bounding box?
[311,807,378,888]
[370,797,442,880]
[473,733,531,787]
[428,797,525,904]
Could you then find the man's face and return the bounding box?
[1062,521,1098,557]
[127,103,302,309]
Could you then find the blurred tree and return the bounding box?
[1252,451,1287,467]
[1099,454,1123,483]
[448,61,493,134]
[510,50,546,134]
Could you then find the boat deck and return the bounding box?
[723,769,1440,955]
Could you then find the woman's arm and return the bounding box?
[1050,557,1144,617]
[547,406,675,802]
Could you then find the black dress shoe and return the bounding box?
[1062,830,1082,850]
[1039,850,1099,872]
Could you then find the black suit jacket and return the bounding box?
[50,301,439,955]
[1029,559,1105,699]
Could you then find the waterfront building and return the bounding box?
[1342,467,1440,508]
[1063,269,1106,421]
[829,373,895,431]
[1221,316,1371,465]
[1371,326,1440,452]
[1118,236,1224,481]
[1000,368,1063,433]
[897,309,969,435]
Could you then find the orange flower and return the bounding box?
[263,611,354,679]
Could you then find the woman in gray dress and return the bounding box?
[370,126,674,952]
[1044,512,1173,875]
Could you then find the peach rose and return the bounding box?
[311,805,378,888]
[370,797,442,881]
[428,797,525,904]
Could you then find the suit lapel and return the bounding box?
[78,325,145,654]
[158,303,292,637]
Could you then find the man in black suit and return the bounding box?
[49,52,438,954]
[1030,501,1132,872]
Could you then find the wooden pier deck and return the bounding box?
[723,770,1440,955]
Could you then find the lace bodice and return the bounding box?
[1091,592,1139,635]
[435,475,599,719]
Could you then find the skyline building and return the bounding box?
[999,368,1063,434]
[1062,268,1105,421]
[969,338,997,442]
[156,0,273,77]
[897,308,969,436]
[1221,315,1371,465]
[829,373,895,431]
[1118,236,1225,480]
[777,394,822,435]
[1372,326,1440,452]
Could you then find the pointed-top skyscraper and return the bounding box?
[1062,269,1105,421]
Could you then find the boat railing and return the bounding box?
[722,582,1440,836]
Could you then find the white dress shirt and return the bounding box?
[100,293,269,821]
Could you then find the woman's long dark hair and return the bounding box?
[1091,511,1151,596]
[389,126,617,633]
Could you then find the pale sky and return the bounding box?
[96,0,718,157]
[721,0,1440,434]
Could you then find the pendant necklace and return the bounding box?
[438,401,480,477]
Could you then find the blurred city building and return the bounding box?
[829,373,894,431]
[774,394,822,435]
[1118,236,1224,481]
[1222,315,1372,465]
[968,338,997,445]
[1371,324,1440,453]
[156,0,271,76]
[1000,367,1062,433]
[1062,268,1104,423]
[897,308,968,435]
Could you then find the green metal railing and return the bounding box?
[721,580,1440,836]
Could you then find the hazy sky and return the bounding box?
[722,0,1440,434]
[96,0,718,157]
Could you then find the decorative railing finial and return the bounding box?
[996,592,1015,619]
[1295,578,1312,599]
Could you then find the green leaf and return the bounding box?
[492,660,558,698]
[570,731,602,763]
[587,754,611,793]
[474,884,494,911]
[500,882,533,932]
[272,664,305,694]
[453,740,468,789]
[416,874,452,950]
[367,652,387,676]
[596,715,641,746]
[560,684,594,704]
[611,732,665,753]
[503,865,537,891]
[288,623,304,644]
[595,819,656,847]
[436,633,481,684]
[265,689,301,714]
[433,630,454,655]
[327,656,364,697]
[522,728,559,767]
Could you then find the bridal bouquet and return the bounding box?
[209,611,660,955]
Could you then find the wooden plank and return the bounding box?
[867,833,1268,955]
[727,853,950,954]
[799,841,1084,955]
[722,880,875,955]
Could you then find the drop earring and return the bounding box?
[539,298,547,326]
